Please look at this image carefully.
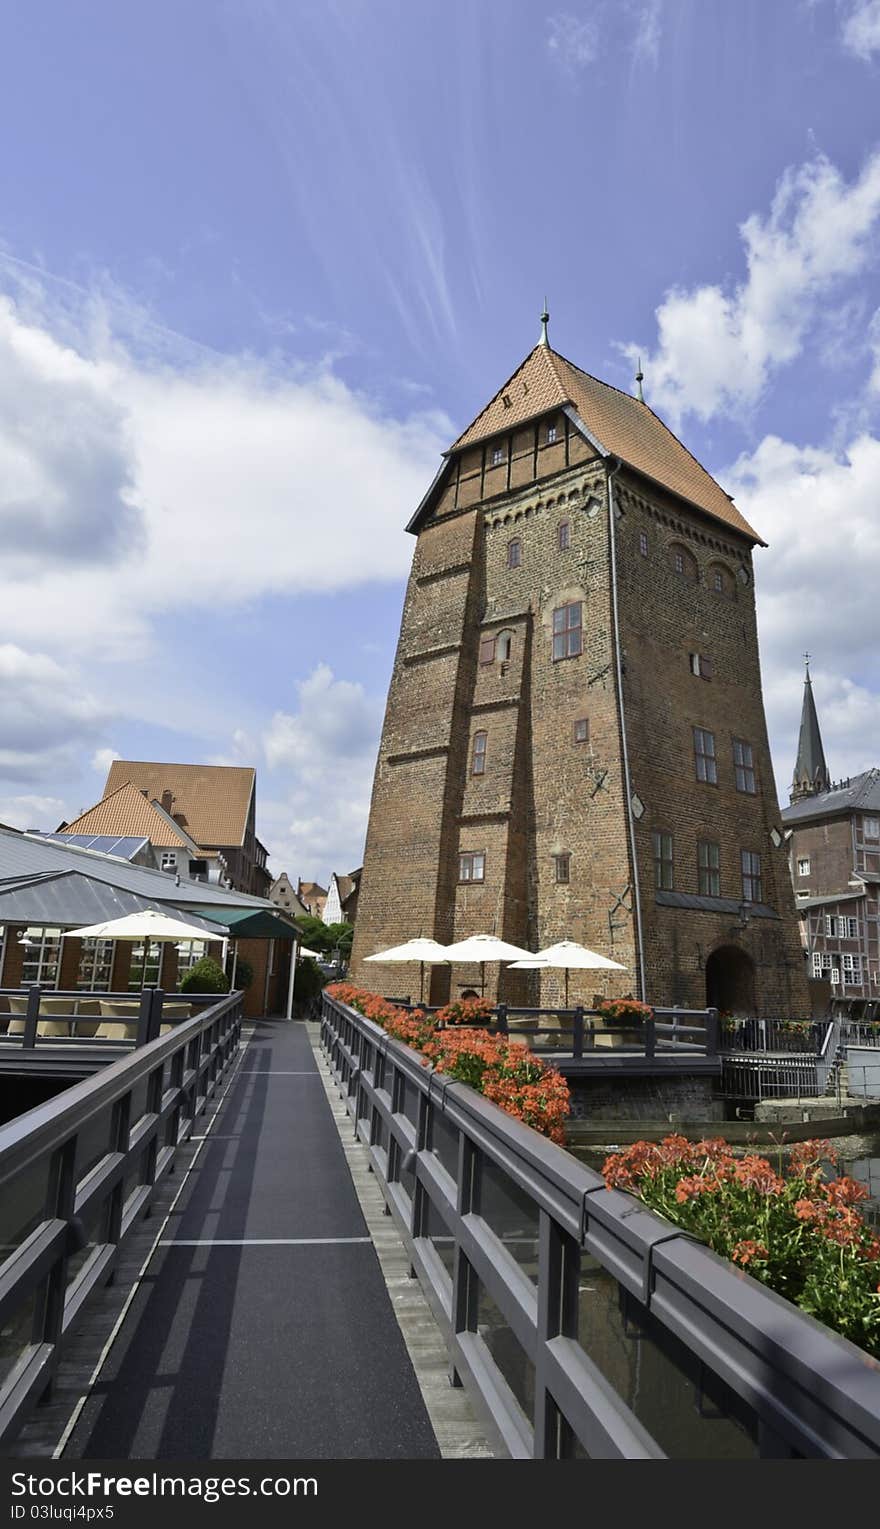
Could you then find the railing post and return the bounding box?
[573,1007,584,1059]
[705,1007,720,1057]
[449,1133,479,1389]
[135,987,158,1047]
[534,1210,580,1458]
[496,1004,508,1035]
[644,1012,655,1060]
[33,1136,77,1401]
[23,985,41,1048]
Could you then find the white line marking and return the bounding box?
[158,1237,372,1247]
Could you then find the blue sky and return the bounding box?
[1,0,879,881]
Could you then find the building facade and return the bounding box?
[783,673,880,1007]
[350,327,808,1018]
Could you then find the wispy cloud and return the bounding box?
[629,0,663,65]
[546,12,600,75]
[841,0,880,59]
[624,150,880,423]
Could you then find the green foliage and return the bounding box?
[294,957,326,1007]
[294,915,334,954]
[180,956,230,995]
[324,922,354,959]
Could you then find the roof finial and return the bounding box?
[804,651,811,677]
[635,356,645,403]
[539,299,550,348]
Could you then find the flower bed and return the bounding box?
[326,983,571,1143]
[603,1136,880,1358]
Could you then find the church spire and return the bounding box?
[790,654,831,803]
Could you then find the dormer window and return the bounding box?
[492,445,505,466]
[547,423,558,444]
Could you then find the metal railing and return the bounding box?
[321,991,880,1459]
[719,1018,830,1055]
[0,986,225,1049]
[0,988,242,1444]
[385,1002,720,1060]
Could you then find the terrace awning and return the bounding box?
[191,906,300,941]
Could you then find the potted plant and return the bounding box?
[595,997,654,1027]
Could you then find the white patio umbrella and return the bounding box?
[69,908,230,991]
[298,946,324,960]
[442,933,534,996]
[364,937,449,1004]
[507,939,626,1007]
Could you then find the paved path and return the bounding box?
[65,1020,441,1460]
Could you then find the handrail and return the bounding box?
[0,988,242,1445]
[321,991,880,1460]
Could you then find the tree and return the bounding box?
[294,915,335,955]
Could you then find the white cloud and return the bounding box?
[725,431,880,799]
[92,747,121,774]
[842,0,880,59]
[0,279,449,657]
[261,663,384,876]
[546,13,600,74]
[0,644,107,782]
[629,0,662,64]
[627,151,880,423]
[0,794,66,831]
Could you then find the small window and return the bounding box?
[689,652,713,680]
[812,952,823,978]
[557,520,570,551]
[698,840,720,897]
[825,914,840,938]
[733,738,756,794]
[653,832,673,891]
[552,601,583,660]
[459,852,485,883]
[491,445,504,467]
[670,544,698,582]
[479,634,496,665]
[507,538,522,569]
[741,849,762,904]
[547,423,558,444]
[161,852,177,870]
[553,852,571,884]
[471,731,487,776]
[843,953,862,985]
[496,630,513,661]
[797,857,810,877]
[713,570,725,593]
[864,817,880,839]
[846,916,859,938]
[639,531,649,557]
[693,727,717,784]
[573,717,589,744]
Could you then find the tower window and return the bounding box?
[639,531,649,557]
[496,630,513,661]
[507,538,522,569]
[491,445,505,466]
[733,738,756,793]
[557,520,570,551]
[573,717,589,744]
[553,852,571,883]
[693,727,717,784]
[797,857,810,876]
[741,849,762,904]
[552,601,583,660]
[670,544,698,581]
[689,652,713,680]
[713,570,724,593]
[547,423,558,443]
[653,832,673,890]
[459,852,485,883]
[698,840,720,896]
[471,731,487,776]
[864,817,880,839]
[479,634,496,665]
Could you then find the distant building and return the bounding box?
[783,664,880,1007]
[323,869,362,927]
[59,781,229,885]
[269,872,309,921]
[101,762,271,897]
[296,880,327,920]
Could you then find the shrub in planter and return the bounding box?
[294,957,326,1007]
[180,957,230,994]
[229,956,254,990]
[603,1136,880,1358]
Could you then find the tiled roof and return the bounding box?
[450,344,762,544]
[782,768,880,825]
[63,783,192,849]
[103,761,255,847]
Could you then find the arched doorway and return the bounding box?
[705,945,756,1016]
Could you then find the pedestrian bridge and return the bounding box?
[0,990,878,1460]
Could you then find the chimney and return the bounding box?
[161,789,174,812]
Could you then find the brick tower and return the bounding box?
[350,320,808,1018]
